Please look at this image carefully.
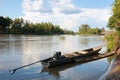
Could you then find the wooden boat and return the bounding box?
[41,46,102,68]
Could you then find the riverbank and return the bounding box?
[99,53,120,80]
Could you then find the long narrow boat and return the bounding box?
[41,46,102,68]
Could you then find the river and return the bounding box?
[0,34,109,80]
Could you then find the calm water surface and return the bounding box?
[0,34,108,80]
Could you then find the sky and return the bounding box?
[0,0,114,31]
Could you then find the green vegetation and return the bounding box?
[78,24,105,35]
[106,0,120,52]
[0,16,104,35]
[0,16,74,35]
[105,33,115,51]
[0,16,12,32]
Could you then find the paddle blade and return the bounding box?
[9,69,16,75]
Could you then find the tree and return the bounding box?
[107,0,120,30]
[11,18,24,33]
[0,16,12,32]
[79,24,90,34]
[106,0,120,52]
[52,25,64,34]
[21,21,34,33]
[78,24,103,34]
[93,28,102,34]
[0,16,74,35]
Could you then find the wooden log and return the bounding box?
[74,52,115,63]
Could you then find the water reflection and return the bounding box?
[0,34,108,80]
[107,55,115,64]
[21,37,40,66]
[79,36,104,48]
[59,36,65,40]
[41,62,82,78]
[80,38,89,46]
[0,34,24,54]
[21,35,54,66]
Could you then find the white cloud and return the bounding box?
[49,0,81,14]
[32,0,43,11]
[22,0,32,11]
[83,8,111,21]
[22,0,48,12]
[21,0,112,31]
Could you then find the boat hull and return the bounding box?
[41,46,102,68]
[41,57,74,67]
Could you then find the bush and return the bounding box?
[105,32,115,52]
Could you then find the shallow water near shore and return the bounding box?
[0,34,109,80]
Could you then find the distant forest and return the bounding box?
[0,16,74,35]
[78,24,105,35]
[0,16,105,35]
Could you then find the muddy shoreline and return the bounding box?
[99,54,120,80]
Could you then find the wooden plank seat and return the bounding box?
[64,54,75,57]
[76,51,88,54]
[64,53,81,57]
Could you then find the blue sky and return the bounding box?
[0,0,114,31]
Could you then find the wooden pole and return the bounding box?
[9,60,41,75]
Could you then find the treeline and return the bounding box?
[0,16,106,35]
[0,16,74,35]
[78,24,105,35]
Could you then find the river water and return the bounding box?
[0,34,109,80]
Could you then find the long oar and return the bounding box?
[9,60,42,75]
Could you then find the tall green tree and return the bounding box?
[22,21,34,33]
[52,25,64,34]
[79,24,90,34]
[0,16,12,32]
[107,0,120,52]
[107,0,120,30]
[11,18,24,33]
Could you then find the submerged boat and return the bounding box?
[41,46,102,68]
